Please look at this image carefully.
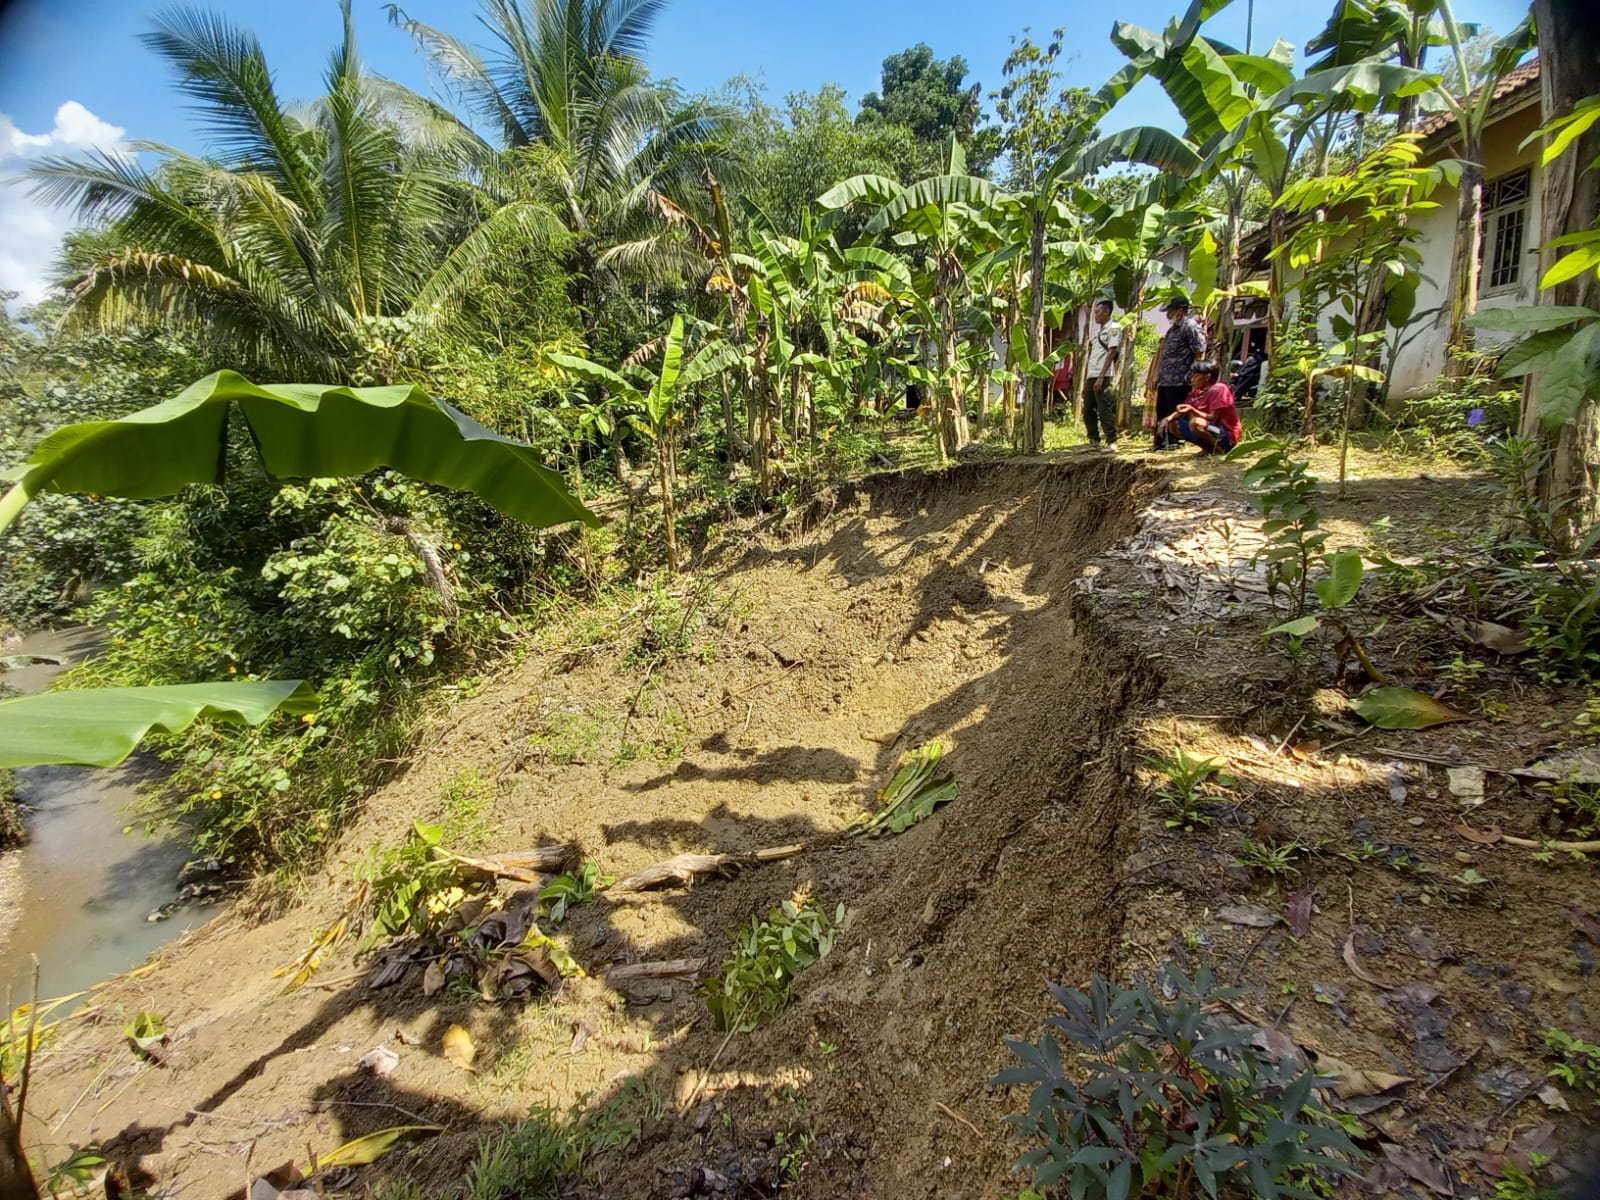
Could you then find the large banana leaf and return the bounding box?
[0,371,596,535]
[816,174,902,211]
[546,354,645,404]
[1056,126,1201,184]
[0,680,318,768]
[647,315,686,429]
[864,175,999,237]
[842,246,912,294]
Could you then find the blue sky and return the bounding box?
[0,0,1532,305]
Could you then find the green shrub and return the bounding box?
[700,899,842,1032]
[0,767,24,850]
[996,968,1363,1199]
[1545,1026,1600,1095]
[1380,374,1521,460]
[539,861,613,924]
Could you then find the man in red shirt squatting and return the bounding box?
[1157,359,1243,455]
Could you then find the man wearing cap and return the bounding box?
[1144,295,1207,450]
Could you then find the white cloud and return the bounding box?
[0,102,127,310]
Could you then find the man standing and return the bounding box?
[1144,294,1206,450]
[1083,298,1122,449]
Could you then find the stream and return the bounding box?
[0,627,214,1007]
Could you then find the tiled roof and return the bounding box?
[1415,57,1541,138]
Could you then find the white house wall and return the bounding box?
[1387,101,1544,397]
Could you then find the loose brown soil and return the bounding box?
[17,447,1600,1199]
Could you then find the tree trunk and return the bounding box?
[0,1079,39,1200]
[753,321,772,498]
[1216,176,1243,363]
[935,256,969,458]
[1021,206,1048,454]
[1268,207,1290,363]
[719,375,749,463]
[1348,269,1390,427]
[975,361,990,435]
[656,435,678,573]
[1001,280,1020,441]
[1117,271,1149,431]
[1521,0,1600,536]
[1444,149,1484,375]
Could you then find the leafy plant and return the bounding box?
[1545,1026,1600,1095]
[996,968,1363,1199]
[539,861,613,924]
[1232,438,1327,618]
[362,771,495,948]
[852,742,958,836]
[1232,837,1311,880]
[700,899,843,1032]
[1144,749,1234,832]
[461,1102,636,1200]
[1493,1155,1557,1200]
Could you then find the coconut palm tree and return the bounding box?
[391,0,734,349]
[27,3,555,382]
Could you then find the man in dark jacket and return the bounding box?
[1143,295,1207,450]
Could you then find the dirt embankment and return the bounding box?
[21,451,1600,1199]
[21,455,1166,1198]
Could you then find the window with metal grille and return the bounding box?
[1481,168,1531,291]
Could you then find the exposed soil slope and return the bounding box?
[24,456,1162,1198]
[22,449,1600,1199]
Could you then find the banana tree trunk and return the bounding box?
[753,322,773,497]
[935,256,969,459]
[1216,179,1242,365]
[1001,281,1020,440]
[975,360,991,435]
[1444,149,1485,375]
[1021,206,1048,454]
[1118,272,1148,431]
[1521,0,1600,539]
[719,375,749,463]
[656,434,679,573]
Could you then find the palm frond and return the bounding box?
[143,5,318,209]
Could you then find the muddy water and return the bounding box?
[0,628,214,1005]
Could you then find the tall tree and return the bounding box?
[1519,0,1600,530]
[858,43,1002,174]
[393,0,732,351]
[28,3,545,381]
[820,138,998,459]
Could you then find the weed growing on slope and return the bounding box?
[1144,748,1234,832]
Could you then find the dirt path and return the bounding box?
[18,448,1600,1198]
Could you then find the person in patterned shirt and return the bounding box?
[1143,294,1206,450]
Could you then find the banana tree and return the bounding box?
[1430,8,1538,366]
[1114,0,1438,365]
[550,316,736,571]
[820,138,1000,460]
